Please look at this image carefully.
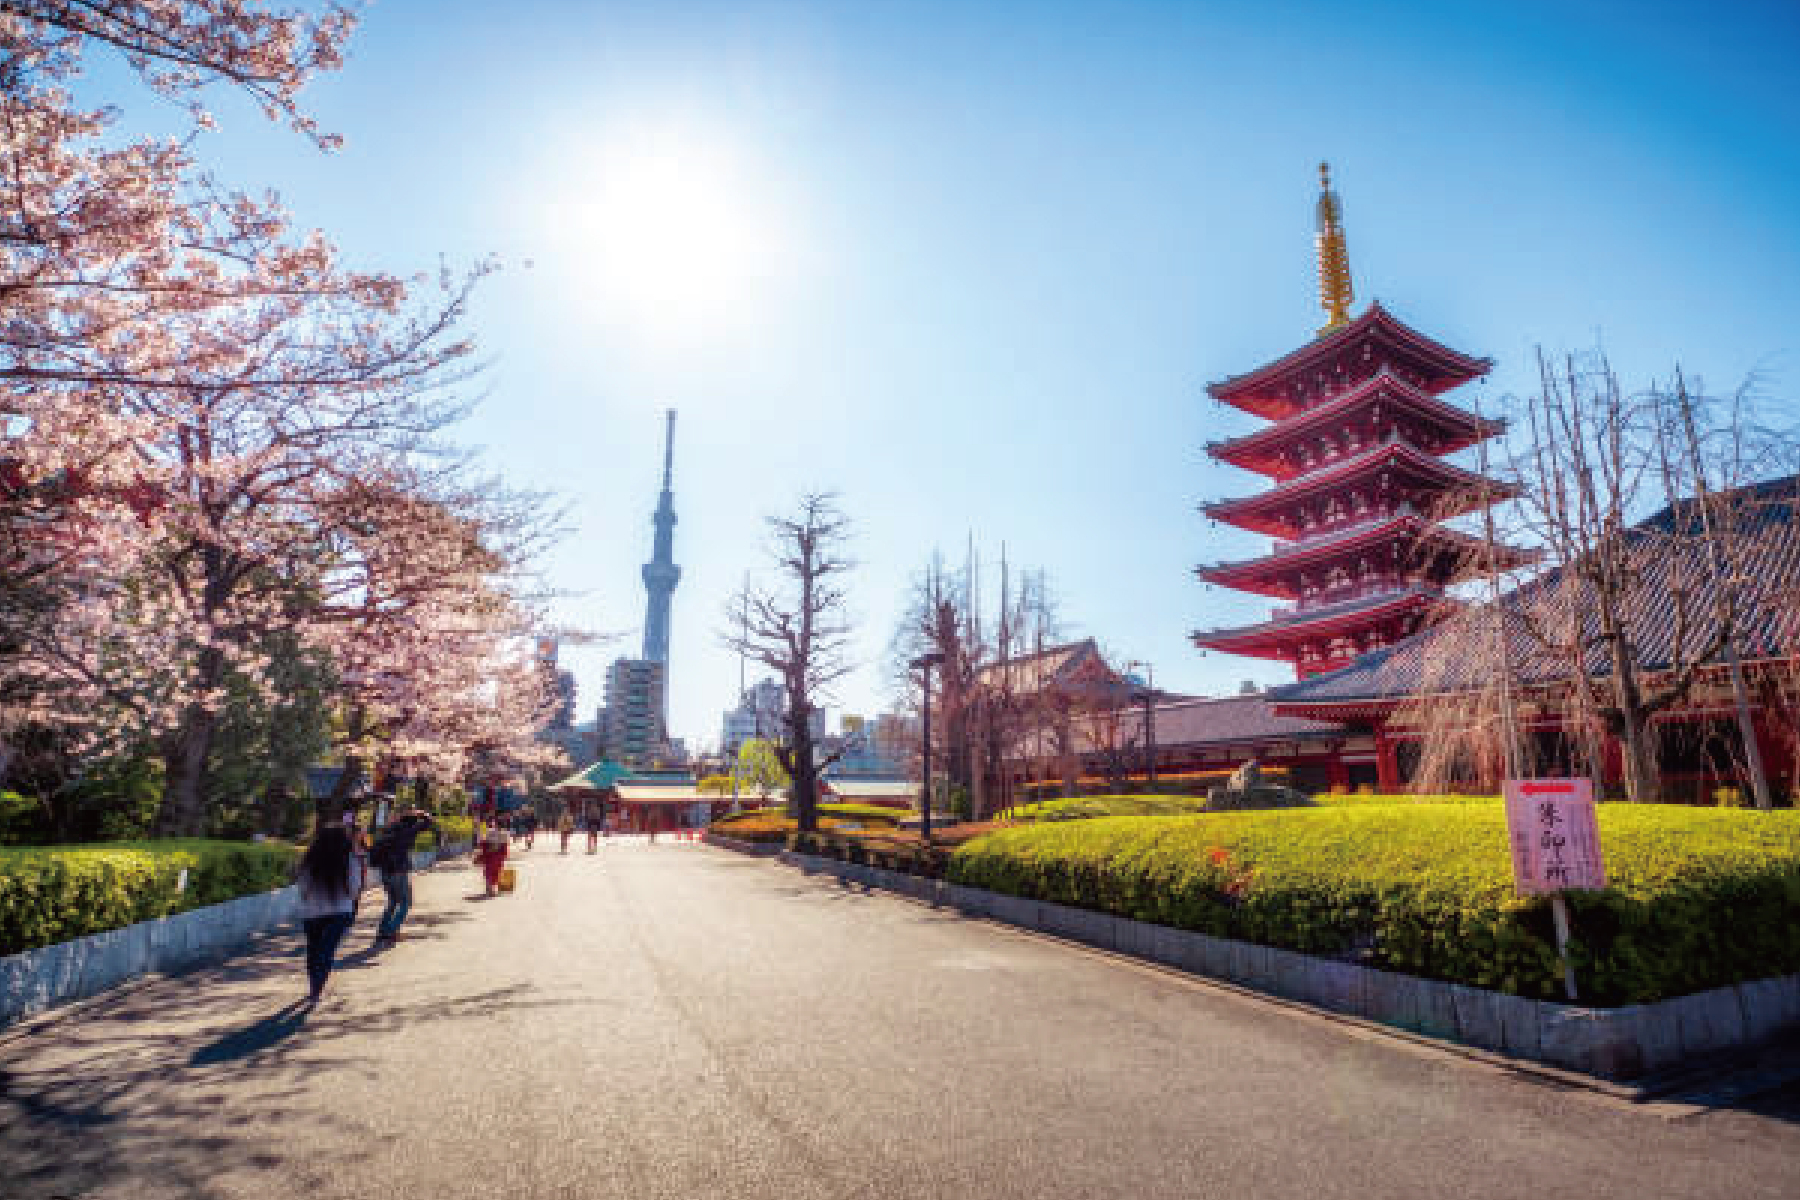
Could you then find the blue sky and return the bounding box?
[101,0,1800,749]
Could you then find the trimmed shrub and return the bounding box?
[948,806,1800,1006]
[717,814,856,844]
[712,803,902,843]
[1008,796,1214,822]
[1312,792,1502,807]
[816,803,906,827]
[0,790,50,846]
[0,839,300,955]
[415,814,474,852]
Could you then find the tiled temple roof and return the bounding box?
[1195,584,1440,651]
[1199,515,1533,598]
[1142,694,1346,747]
[1208,367,1504,479]
[1269,476,1800,712]
[1201,438,1512,538]
[1206,303,1492,419]
[1026,693,1349,760]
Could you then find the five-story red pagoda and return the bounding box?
[1195,165,1529,679]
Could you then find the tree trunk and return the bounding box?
[790,708,818,832]
[152,644,227,837]
[1614,713,1659,805]
[1596,581,1661,802]
[1056,720,1078,798]
[322,705,368,830]
[155,708,219,837]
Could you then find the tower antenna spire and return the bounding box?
[641,408,681,667]
[1315,161,1354,334]
[661,408,676,490]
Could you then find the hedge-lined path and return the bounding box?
[2,842,1799,1200]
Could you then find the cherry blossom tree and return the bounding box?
[2,3,566,835]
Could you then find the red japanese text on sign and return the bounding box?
[1502,778,1607,894]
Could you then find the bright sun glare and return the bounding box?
[566,124,793,344]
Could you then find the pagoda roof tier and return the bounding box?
[1201,438,1516,540]
[1198,515,1538,600]
[1207,303,1492,421]
[1193,585,1440,662]
[1208,367,1504,480]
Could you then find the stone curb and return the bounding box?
[751,846,1799,1084]
[701,832,783,857]
[0,841,472,1027]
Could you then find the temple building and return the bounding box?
[977,165,1799,807]
[1195,164,1532,678]
[1270,476,1800,799]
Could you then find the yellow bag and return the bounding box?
[498,865,517,894]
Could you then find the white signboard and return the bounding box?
[1503,777,1606,894]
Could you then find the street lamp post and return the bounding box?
[910,652,945,842]
[1126,660,1157,789]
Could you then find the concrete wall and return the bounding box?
[0,886,299,1026]
[771,849,1800,1082]
[0,841,473,1028]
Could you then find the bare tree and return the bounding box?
[887,551,977,803]
[1075,697,1142,794]
[1408,351,1792,805]
[960,559,1061,812]
[724,494,855,833]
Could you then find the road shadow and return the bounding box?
[0,884,597,1199]
[1,931,603,1200]
[187,998,313,1065]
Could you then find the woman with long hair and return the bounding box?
[296,825,363,1004]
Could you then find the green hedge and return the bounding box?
[1009,793,1503,823]
[709,811,875,844]
[712,803,904,834]
[1312,792,1504,807]
[948,806,1800,1006]
[415,814,474,852]
[1007,796,1214,822]
[0,840,300,956]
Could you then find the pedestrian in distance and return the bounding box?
[558,808,574,854]
[521,809,537,850]
[370,808,436,946]
[345,809,371,916]
[585,807,602,854]
[296,825,364,1005]
[478,821,510,896]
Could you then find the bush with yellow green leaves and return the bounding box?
[949,805,1800,1005]
[0,839,300,955]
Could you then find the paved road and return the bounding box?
[3,840,1798,1199]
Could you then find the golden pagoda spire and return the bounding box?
[1315,161,1354,334]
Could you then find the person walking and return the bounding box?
[557,808,574,854]
[477,821,510,896]
[347,811,371,916]
[584,805,602,854]
[370,808,436,947]
[296,825,364,1005]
